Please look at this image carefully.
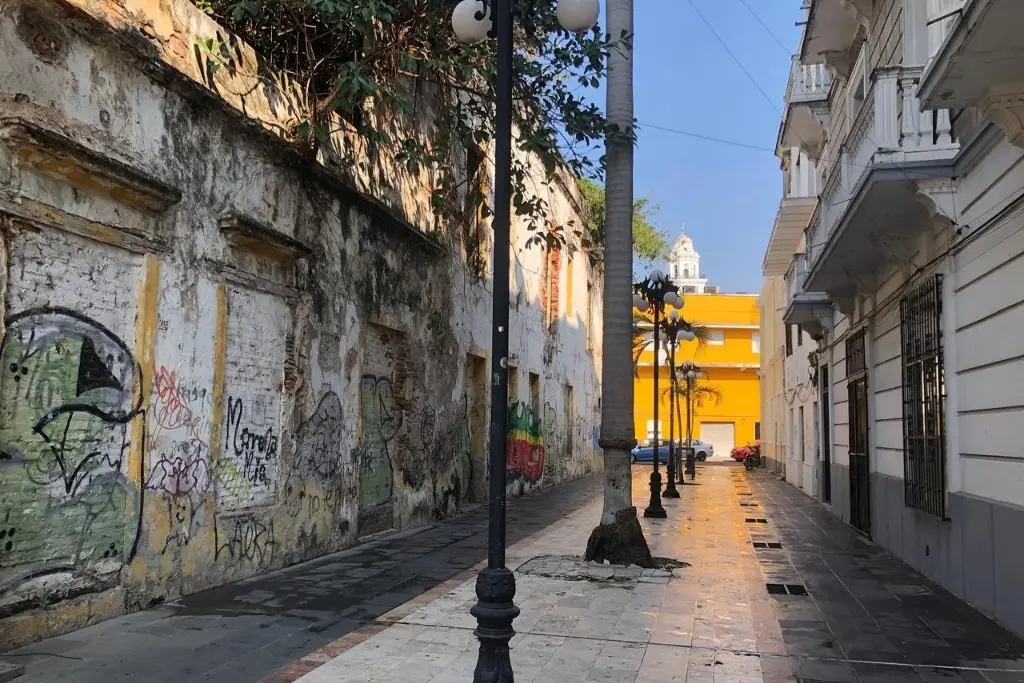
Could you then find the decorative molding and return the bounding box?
[980,83,1024,148]
[840,0,873,30]
[0,194,171,254]
[0,118,182,214]
[914,178,958,229]
[218,212,312,265]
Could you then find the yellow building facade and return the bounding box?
[633,292,761,456]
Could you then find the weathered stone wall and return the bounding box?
[0,0,604,648]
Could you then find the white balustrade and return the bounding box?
[786,56,832,105]
[805,66,959,272]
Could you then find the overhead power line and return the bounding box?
[637,121,776,153]
[684,0,782,116]
[736,0,793,55]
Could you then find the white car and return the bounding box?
[632,439,713,463]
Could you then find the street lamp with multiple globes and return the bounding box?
[679,360,703,480]
[659,310,697,497]
[633,270,683,518]
[450,1,599,681]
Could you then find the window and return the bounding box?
[645,420,663,441]
[683,268,690,278]
[754,422,761,440]
[566,255,575,318]
[901,275,946,518]
[752,332,761,354]
[585,283,594,350]
[707,329,725,345]
[529,372,541,417]
[564,384,575,454]
[508,365,519,405]
[785,325,793,356]
[798,325,804,346]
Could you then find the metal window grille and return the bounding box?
[900,275,947,518]
[846,329,866,376]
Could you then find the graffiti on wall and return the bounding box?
[146,439,210,552]
[357,375,400,535]
[0,308,144,591]
[214,515,276,570]
[507,402,544,484]
[217,287,286,511]
[217,395,279,508]
[147,367,212,553]
[283,391,355,536]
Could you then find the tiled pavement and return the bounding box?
[8,464,1024,682]
[2,476,602,683]
[289,465,1024,683]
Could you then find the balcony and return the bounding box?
[778,56,833,158]
[801,0,872,80]
[762,149,818,277]
[783,253,832,339]
[919,0,1024,147]
[803,66,960,304]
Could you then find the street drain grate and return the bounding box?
[745,518,768,524]
[752,542,783,549]
[738,492,752,496]
[740,502,758,507]
[766,583,809,596]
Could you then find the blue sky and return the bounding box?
[631,1,804,293]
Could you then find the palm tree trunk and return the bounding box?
[585,0,654,568]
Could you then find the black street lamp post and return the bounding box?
[660,313,696,497]
[451,1,599,681]
[633,271,682,518]
[680,360,702,480]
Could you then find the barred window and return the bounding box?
[900,275,947,518]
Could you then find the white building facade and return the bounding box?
[764,0,1024,637]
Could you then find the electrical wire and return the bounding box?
[736,0,793,55]
[684,0,782,116]
[636,122,777,153]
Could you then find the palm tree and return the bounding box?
[631,309,710,378]
[670,370,723,477]
[584,0,653,568]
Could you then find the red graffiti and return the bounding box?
[152,366,208,444]
[507,438,544,483]
[155,367,193,431]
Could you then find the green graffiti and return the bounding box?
[0,309,143,592]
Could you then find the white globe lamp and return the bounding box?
[669,309,679,321]
[452,0,491,44]
[557,0,600,33]
[686,370,696,380]
[650,269,663,283]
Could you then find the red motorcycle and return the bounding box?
[731,441,761,470]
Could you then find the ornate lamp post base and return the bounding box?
[644,470,668,518]
[471,567,520,683]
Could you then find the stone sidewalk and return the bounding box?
[272,465,1024,683]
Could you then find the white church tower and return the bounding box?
[668,229,709,293]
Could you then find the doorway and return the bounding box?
[821,363,831,503]
[847,331,870,535]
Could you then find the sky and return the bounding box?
[630,1,804,294]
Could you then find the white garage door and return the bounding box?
[700,422,735,458]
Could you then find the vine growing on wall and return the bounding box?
[194,0,626,256]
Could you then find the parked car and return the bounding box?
[632,439,713,463]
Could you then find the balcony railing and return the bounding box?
[786,253,810,308]
[805,65,959,270]
[785,56,832,105]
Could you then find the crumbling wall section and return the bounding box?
[0,0,603,649]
